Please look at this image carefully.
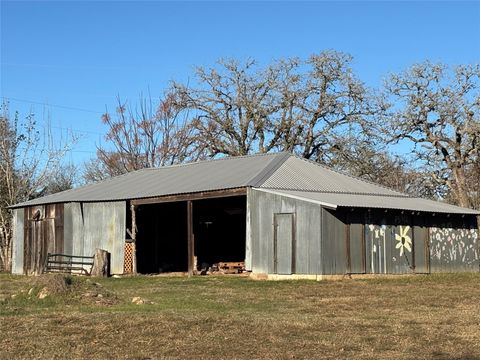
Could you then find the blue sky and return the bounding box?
[1,1,479,165]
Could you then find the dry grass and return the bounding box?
[1,273,480,359]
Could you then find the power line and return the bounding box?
[1,96,104,114]
[50,125,104,136]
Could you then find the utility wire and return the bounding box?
[1,96,104,114]
[50,125,104,136]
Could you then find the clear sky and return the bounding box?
[1,1,479,165]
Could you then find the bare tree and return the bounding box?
[172,51,376,160]
[84,92,199,183]
[382,62,480,208]
[0,103,76,271]
[325,135,438,198]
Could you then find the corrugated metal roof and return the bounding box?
[11,151,479,215]
[256,188,480,215]
[259,156,406,196]
[11,152,289,208]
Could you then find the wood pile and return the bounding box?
[214,261,245,274]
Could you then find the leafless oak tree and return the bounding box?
[172,51,376,161]
[382,63,480,208]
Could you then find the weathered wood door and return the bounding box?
[274,213,295,275]
[24,205,64,275]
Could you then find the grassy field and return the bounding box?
[1,273,480,359]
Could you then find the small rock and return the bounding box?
[11,294,17,299]
[97,294,103,298]
[38,287,49,299]
[28,288,34,296]
[131,296,144,305]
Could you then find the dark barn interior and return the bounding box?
[193,196,246,269]
[136,201,188,273]
[135,195,246,274]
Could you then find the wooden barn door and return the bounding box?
[274,213,295,275]
[24,205,64,275]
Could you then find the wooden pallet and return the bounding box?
[217,262,245,274]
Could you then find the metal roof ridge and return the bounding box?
[138,151,283,172]
[289,154,408,196]
[246,151,292,187]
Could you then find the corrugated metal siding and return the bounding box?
[11,208,24,274]
[258,189,480,215]
[274,213,294,274]
[321,208,348,275]
[67,203,85,258]
[83,202,126,274]
[250,189,322,275]
[245,188,253,270]
[349,223,365,273]
[62,203,73,256]
[413,218,429,273]
[64,202,126,274]
[429,217,479,272]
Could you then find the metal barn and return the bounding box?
[10,152,480,277]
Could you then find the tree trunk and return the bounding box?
[91,248,109,277]
[0,226,12,272]
[453,166,471,208]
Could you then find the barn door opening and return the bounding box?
[274,213,295,275]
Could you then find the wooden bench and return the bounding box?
[45,253,94,275]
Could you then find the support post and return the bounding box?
[187,200,194,276]
[130,203,137,274]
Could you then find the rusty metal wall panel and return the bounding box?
[11,209,25,274]
[82,202,126,274]
[250,189,322,275]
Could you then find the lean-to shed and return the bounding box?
[9,152,480,277]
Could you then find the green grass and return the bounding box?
[1,273,480,359]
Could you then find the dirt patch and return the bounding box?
[13,274,120,306]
